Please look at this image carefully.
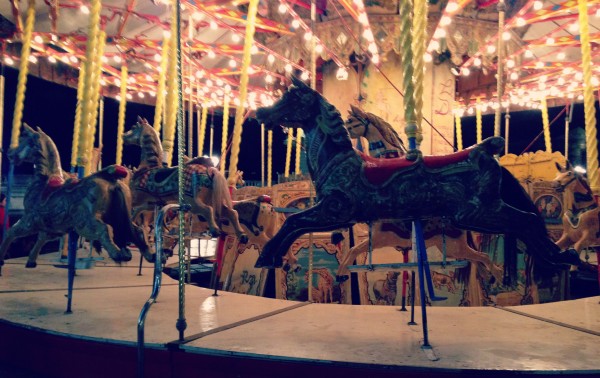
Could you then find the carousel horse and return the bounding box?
[337,106,502,281]
[253,76,580,269]
[122,117,248,247]
[551,161,598,261]
[133,162,244,256]
[0,124,152,274]
[162,195,298,269]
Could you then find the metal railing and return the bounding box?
[137,204,179,378]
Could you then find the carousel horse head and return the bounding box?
[9,124,48,166]
[256,76,322,130]
[551,160,589,194]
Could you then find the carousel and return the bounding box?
[0,1,598,377]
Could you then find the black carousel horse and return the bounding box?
[254,76,580,269]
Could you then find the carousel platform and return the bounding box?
[0,250,598,378]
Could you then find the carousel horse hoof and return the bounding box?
[331,232,345,245]
[119,248,133,262]
[336,275,349,283]
[555,248,581,266]
[25,261,37,268]
[163,249,174,258]
[254,254,273,268]
[273,255,283,268]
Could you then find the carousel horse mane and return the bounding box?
[317,97,353,148]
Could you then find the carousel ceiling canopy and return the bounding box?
[0,1,597,113]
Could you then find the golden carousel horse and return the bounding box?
[551,161,598,262]
[0,124,152,274]
[337,106,502,282]
[253,76,580,269]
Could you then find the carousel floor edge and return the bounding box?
[0,251,598,378]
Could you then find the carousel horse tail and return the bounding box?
[499,167,579,269]
[104,182,150,259]
[208,167,232,221]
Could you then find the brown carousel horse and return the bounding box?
[0,124,152,274]
[254,76,580,269]
[337,106,502,281]
[551,161,598,261]
[122,117,248,247]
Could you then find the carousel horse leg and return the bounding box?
[256,202,351,268]
[0,219,38,274]
[220,204,248,243]
[66,230,78,314]
[457,202,580,267]
[192,202,221,237]
[25,232,50,268]
[78,219,131,263]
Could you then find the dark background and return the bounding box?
[0,66,288,183]
[1,65,600,182]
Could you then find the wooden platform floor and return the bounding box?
[0,251,598,378]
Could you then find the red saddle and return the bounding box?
[42,175,79,200]
[360,147,474,186]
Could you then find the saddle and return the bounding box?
[41,175,78,200]
[134,164,212,195]
[360,147,473,186]
[41,165,129,201]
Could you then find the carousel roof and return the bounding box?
[0,0,598,114]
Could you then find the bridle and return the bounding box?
[555,174,577,192]
[346,114,370,138]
